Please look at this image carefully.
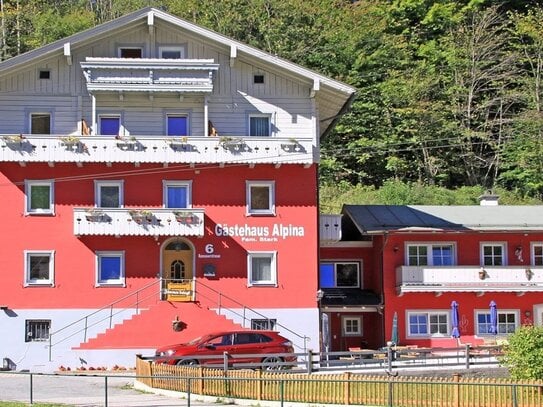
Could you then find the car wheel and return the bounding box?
[176,359,198,366]
[261,356,283,371]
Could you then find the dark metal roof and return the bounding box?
[320,288,381,307]
[342,205,543,234]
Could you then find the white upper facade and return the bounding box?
[0,8,355,166]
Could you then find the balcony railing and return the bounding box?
[0,135,314,165]
[320,214,342,243]
[73,208,205,237]
[396,265,543,294]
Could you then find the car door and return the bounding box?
[198,334,234,365]
[231,333,266,366]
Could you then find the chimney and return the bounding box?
[478,191,499,206]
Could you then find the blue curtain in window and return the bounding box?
[167,186,188,208]
[319,263,335,288]
[168,116,188,136]
[250,117,270,137]
[100,257,121,280]
[100,117,120,136]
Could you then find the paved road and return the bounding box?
[0,372,215,407]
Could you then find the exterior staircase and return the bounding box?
[76,300,244,350]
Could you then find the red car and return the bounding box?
[155,330,296,369]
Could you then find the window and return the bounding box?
[164,181,191,208]
[248,252,277,286]
[99,116,121,136]
[159,46,186,59]
[481,243,506,266]
[319,262,360,288]
[96,252,125,286]
[30,113,51,134]
[532,243,543,266]
[254,74,265,84]
[25,180,54,215]
[476,311,518,335]
[342,317,362,336]
[246,181,275,215]
[39,69,51,80]
[119,47,142,58]
[95,181,123,208]
[249,114,271,137]
[407,311,449,337]
[407,244,455,266]
[24,251,54,286]
[251,319,277,330]
[167,115,189,136]
[25,320,51,342]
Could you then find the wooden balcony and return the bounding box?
[0,135,314,165]
[73,208,205,237]
[396,265,543,295]
[81,58,219,94]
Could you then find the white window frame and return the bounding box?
[248,113,272,137]
[159,45,186,59]
[163,181,192,208]
[342,316,362,336]
[98,114,123,136]
[29,112,52,134]
[247,251,277,287]
[319,261,361,288]
[531,242,543,266]
[475,309,519,335]
[246,181,275,216]
[117,46,143,58]
[480,242,507,266]
[406,310,449,338]
[406,242,456,266]
[24,250,55,287]
[96,251,125,287]
[95,180,124,208]
[25,179,54,215]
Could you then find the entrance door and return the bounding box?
[162,240,194,301]
[534,304,543,326]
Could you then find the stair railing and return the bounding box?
[48,279,161,361]
[194,280,310,352]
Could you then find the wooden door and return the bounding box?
[163,241,193,301]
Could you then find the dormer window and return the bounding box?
[119,47,142,58]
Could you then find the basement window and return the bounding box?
[25,320,51,342]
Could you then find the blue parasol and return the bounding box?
[451,301,460,338]
[489,300,498,335]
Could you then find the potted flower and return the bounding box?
[3,134,25,144]
[129,209,154,223]
[478,268,487,280]
[173,210,195,224]
[219,136,245,151]
[59,135,81,146]
[85,208,106,222]
[281,138,301,152]
[115,135,137,149]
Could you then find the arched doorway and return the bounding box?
[162,239,194,301]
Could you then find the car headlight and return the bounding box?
[156,349,175,357]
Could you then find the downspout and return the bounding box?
[380,232,389,347]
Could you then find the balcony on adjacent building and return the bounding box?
[0,135,314,165]
[396,265,543,295]
[319,214,342,244]
[73,207,205,237]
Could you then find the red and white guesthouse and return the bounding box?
[319,198,543,353]
[0,8,355,371]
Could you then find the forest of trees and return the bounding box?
[2,0,543,206]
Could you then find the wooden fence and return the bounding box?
[136,356,543,406]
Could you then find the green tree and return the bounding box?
[501,325,543,380]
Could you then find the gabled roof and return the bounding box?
[342,204,543,234]
[0,8,355,124]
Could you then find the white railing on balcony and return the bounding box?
[0,135,314,165]
[320,214,342,243]
[73,208,205,237]
[396,265,543,294]
[81,58,219,93]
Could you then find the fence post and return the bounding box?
[388,378,393,407]
[453,373,461,407]
[306,349,313,374]
[464,344,470,369]
[387,343,393,373]
[223,351,229,372]
[104,375,108,407]
[344,372,351,405]
[29,373,33,406]
[512,383,518,407]
[187,377,192,407]
[280,379,284,407]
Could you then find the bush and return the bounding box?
[501,326,543,380]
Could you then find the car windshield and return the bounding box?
[186,336,204,345]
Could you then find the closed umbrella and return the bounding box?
[391,312,399,345]
[489,301,498,335]
[451,301,460,338]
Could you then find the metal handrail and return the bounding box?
[48,279,161,361]
[194,279,310,352]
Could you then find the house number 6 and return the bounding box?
[205,244,214,254]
